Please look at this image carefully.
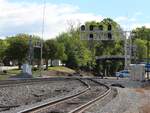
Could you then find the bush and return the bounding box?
[32,67,38,71]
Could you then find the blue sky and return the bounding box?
[0,0,150,39]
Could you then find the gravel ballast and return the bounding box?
[85,78,150,113]
[1,78,149,113]
[88,88,150,113]
[0,79,86,112]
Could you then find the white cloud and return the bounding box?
[134,12,143,16]
[131,23,150,29]
[114,11,146,30]
[115,16,137,24]
[115,16,128,22]
[0,0,103,39]
[0,1,149,39]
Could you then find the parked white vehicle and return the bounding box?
[116,70,130,78]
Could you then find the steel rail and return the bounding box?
[0,77,77,87]
[19,78,90,113]
[19,78,111,113]
[69,78,111,113]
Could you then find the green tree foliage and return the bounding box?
[86,18,124,76]
[0,39,8,63]
[65,38,92,68]
[43,39,67,69]
[1,18,149,77]
[134,39,147,60]
[56,43,67,62]
[132,26,150,41]
[5,34,41,68]
[57,27,93,69]
[5,34,29,69]
[132,27,150,61]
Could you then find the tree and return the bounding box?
[133,39,147,61]
[5,34,29,69]
[0,39,8,64]
[57,28,93,69]
[85,18,125,76]
[55,43,67,62]
[132,27,150,62]
[132,26,150,41]
[43,39,66,70]
[65,38,92,69]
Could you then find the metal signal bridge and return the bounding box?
[80,23,134,69]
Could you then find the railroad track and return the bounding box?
[19,78,111,113]
[0,77,77,87]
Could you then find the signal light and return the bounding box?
[34,47,41,59]
[107,24,112,40]
[108,33,112,39]
[89,34,93,39]
[81,25,85,31]
[99,25,103,31]
[89,25,94,31]
[108,24,112,31]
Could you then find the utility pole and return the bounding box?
[147,34,149,80]
[40,0,46,76]
[29,35,33,65]
[124,32,128,69]
[123,31,132,70]
[89,30,94,72]
[25,35,33,76]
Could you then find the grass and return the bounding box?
[0,66,76,80]
[32,66,75,77]
[7,69,21,75]
[0,69,21,80]
[48,66,75,73]
[0,68,42,79]
[32,70,43,77]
